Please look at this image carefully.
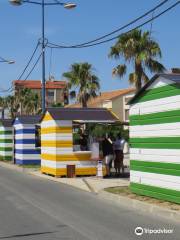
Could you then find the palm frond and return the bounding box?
[112,64,127,78]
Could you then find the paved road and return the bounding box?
[0,166,179,240]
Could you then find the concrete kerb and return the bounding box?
[0,161,35,173]
[99,190,180,222]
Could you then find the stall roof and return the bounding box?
[129,73,180,104]
[46,108,119,122]
[0,119,13,127]
[14,115,42,124]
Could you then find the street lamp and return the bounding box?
[0,57,15,64]
[9,0,76,113]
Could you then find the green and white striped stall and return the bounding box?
[0,119,13,161]
[129,73,180,204]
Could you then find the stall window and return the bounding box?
[35,125,41,148]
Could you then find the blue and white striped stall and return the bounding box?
[13,115,41,165]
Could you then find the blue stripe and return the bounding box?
[15,139,35,144]
[13,119,21,126]
[15,159,40,165]
[15,149,41,154]
[15,129,35,134]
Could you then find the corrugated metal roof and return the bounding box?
[0,119,13,127]
[47,108,119,122]
[129,73,180,104]
[15,115,42,124]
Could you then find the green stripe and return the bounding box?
[130,109,180,125]
[130,160,180,176]
[130,137,180,149]
[0,131,12,135]
[133,83,180,103]
[130,182,180,204]
[0,156,12,161]
[130,137,180,143]
[130,143,180,149]
[0,147,12,152]
[0,139,12,143]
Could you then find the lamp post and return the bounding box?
[9,0,76,113]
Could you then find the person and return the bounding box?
[79,133,88,151]
[102,134,114,176]
[113,133,125,176]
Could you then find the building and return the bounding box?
[13,79,68,107]
[129,71,180,204]
[67,88,135,123]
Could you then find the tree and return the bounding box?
[4,88,41,118]
[109,29,165,92]
[0,96,7,119]
[63,62,100,107]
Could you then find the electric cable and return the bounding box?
[47,1,180,49]
[48,0,170,48]
[0,41,40,93]
[24,53,42,80]
[17,41,40,80]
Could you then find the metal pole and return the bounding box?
[42,0,46,113]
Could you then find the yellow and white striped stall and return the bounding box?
[41,108,119,177]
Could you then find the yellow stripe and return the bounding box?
[41,166,66,176]
[41,126,72,134]
[41,166,106,176]
[41,140,72,147]
[41,153,91,161]
[42,112,53,121]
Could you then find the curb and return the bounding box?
[0,161,39,173]
[99,190,180,222]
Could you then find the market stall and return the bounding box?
[40,108,119,177]
[13,115,41,165]
[0,119,13,161]
[129,73,180,204]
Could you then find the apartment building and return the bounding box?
[13,79,68,107]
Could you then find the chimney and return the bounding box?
[171,68,180,74]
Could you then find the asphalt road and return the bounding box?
[0,166,179,240]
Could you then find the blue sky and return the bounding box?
[0,0,179,95]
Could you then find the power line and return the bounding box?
[47,0,170,48]
[47,1,180,49]
[17,41,40,80]
[24,53,42,80]
[0,41,40,93]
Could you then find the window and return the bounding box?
[47,90,55,97]
[125,109,129,121]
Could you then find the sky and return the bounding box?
[0,0,179,95]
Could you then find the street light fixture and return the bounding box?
[0,57,15,64]
[9,0,76,113]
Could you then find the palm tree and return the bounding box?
[109,29,165,92]
[63,63,100,107]
[0,96,7,119]
[5,95,18,118]
[3,88,41,118]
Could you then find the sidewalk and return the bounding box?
[31,171,129,193]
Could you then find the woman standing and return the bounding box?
[102,135,114,176]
